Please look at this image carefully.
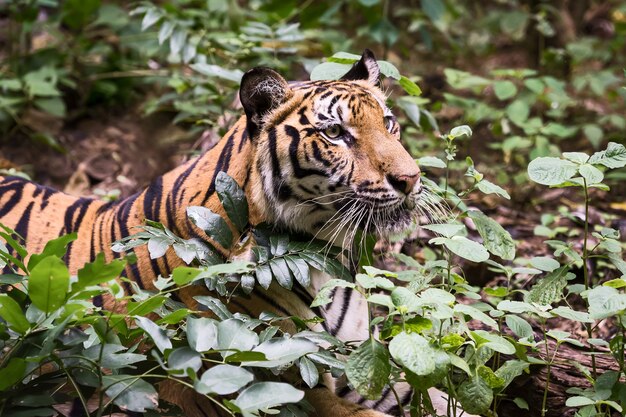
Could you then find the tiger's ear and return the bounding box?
[340,49,380,85]
[240,67,293,137]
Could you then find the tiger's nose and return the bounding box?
[387,173,420,195]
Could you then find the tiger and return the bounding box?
[0,50,447,417]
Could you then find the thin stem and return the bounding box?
[581,179,598,377]
[582,179,590,291]
[541,323,551,417]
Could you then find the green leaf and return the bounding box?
[470,330,516,354]
[444,68,490,89]
[579,164,604,184]
[588,142,626,169]
[284,256,310,287]
[583,124,603,149]
[84,344,146,370]
[234,382,304,413]
[148,236,170,258]
[390,287,421,312]
[562,152,589,164]
[255,264,272,290]
[389,332,436,375]
[0,294,30,334]
[311,279,355,307]
[310,62,352,81]
[34,97,66,118]
[458,375,493,414]
[449,125,472,139]
[104,375,159,412]
[194,296,234,320]
[551,306,593,323]
[494,360,529,391]
[196,364,254,395]
[399,76,422,96]
[247,338,318,368]
[455,304,497,328]
[216,171,249,232]
[527,157,578,186]
[422,223,465,238]
[28,232,78,269]
[217,319,259,353]
[270,235,289,256]
[467,210,515,260]
[565,396,595,407]
[586,286,626,319]
[527,266,572,305]
[476,179,511,199]
[0,358,26,390]
[505,315,533,339]
[299,356,319,389]
[135,316,172,353]
[187,206,233,249]
[494,80,518,100]
[346,338,390,399]
[141,8,162,30]
[172,266,202,286]
[187,317,218,352]
[74,253,126,292]
[28,255,69,313]
[429,236,489,263]
[377,61,401,80]
[269,257,292,289]
[418,156,446,168]
[506,100,530,126]
[168,347,202,374]
[478,365,505,389]
[529,256,560,272]
[158,21,175,45]
[127,296,167,316]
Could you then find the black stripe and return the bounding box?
[311,140,332,167]
[13,201,34,242]
[267,127,281,181]
[254,289,292,316]
[143,176,163,222]
[174,157,202,204]
[0,180,24,217]
[200,129,236,206]
[286,125,325,179]
[63,198,93,265]
[327,95,339,114]
[372,386,392,408]
[330,287,352,336]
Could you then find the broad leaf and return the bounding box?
[187,317,218,352]
[346,338,390,399]
[29,255,69,313]
[196,364,254,395]
[135,316,172,353]
[588,142,626,169]
[527,157,578,185]
[389,332,435,376]
[104,375,159,412]
[216,171,249,232]
[187,206,233,249]
[0,294,30,334]
[467,210,515,260]
[458,375,493,414]
[234,382,304,413]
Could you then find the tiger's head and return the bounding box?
[241,50,427,244]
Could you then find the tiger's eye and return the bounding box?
[385,116,394,132]
[324,125,343,139]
